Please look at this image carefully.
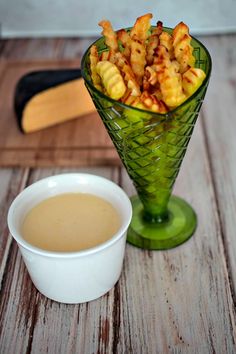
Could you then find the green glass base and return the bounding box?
[127,195,197,250]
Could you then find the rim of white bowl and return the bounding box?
[7,173,132,258]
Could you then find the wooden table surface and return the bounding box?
[0,34,236,354]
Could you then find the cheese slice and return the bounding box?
[22,78,95,133]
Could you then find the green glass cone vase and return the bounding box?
[81,29,211,250]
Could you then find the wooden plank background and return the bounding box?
[0,35,236,353]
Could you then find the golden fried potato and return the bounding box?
[172,22,195,73]
[146,21,163,65]
[100,50,117,62]
[171,60,181,73]
[144,66,159,86]
[130,39,147,85]
[160,76,186,107]
[89,45,103,91]
[155,46,186,107]
[159,31,174,59]
[172,22,189,46]
[99,20,118,62]
[152,21,163,36]
[96,61,126,100]
[142,69,151,91]
[140,91,167,113]
[146,35,159,65]
[152,45,171,73]
[117,29,132,59]
[182,67,206,97]
[115,52,141,96]
[100,51,110,61]
[130,13,153,42]
[122,90,141,106]
[152,88,163,101]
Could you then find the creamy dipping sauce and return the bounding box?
[21,193,121,252]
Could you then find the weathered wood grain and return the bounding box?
[0,37,97,62]
[198,35,236,298]
[0,240,38,354]
[0,39,65,60]
[120,117,236,353]
[0,147,120,168]
[1,125,235,353]
[0,34,236,354]
[0,168,31,353]
[59,37,97,63]
[0,167,120,354]
[0,168,29,285]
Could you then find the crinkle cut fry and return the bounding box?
[153,45,170,71]
[144,66,159,87]
[121,89,141,106]
[146,21,163,65]
[130,13,153,42]
[129,13,152,84]
[182,67,206,97]
[140,91,167,113]
[172,22,189,46]
[130,39,147,86]
[172,22,195,73]
[99,19,118,62]
[100,50,116,63]
[159,31,174,59]
[122,89,166,114]
[155,45,186,107]
[89,45,103,91]
[174,35,195,73]
[143,68,151,91]
[115,52,141,97]
[117,29,132,59]
[152,21,163,36]
[100,51,110,61]
[96,60,126,100]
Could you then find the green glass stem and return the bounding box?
[81,27,211,250]
[141,199,169,224]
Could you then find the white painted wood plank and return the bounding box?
[120,118,236,353]
[0,167,120,353]
[0,168,29,285]
[0,168,33,354]
[198,35,236,295]
[0,136,235,352]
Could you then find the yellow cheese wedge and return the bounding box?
[22,79,95,133]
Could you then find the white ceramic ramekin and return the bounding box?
[7,173,132,304]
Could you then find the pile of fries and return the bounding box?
[89,13,206,113]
